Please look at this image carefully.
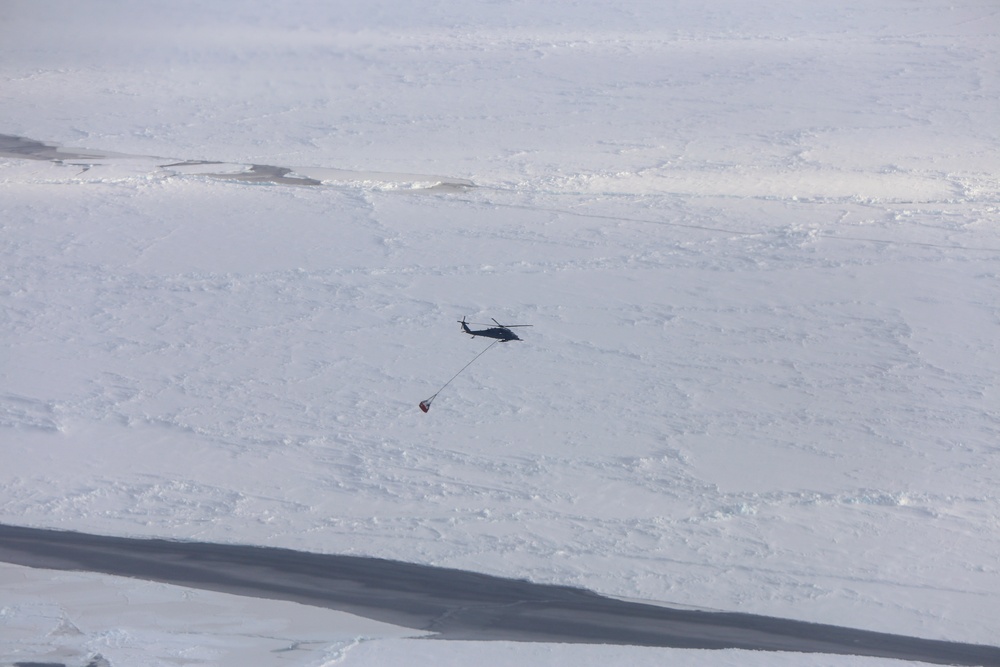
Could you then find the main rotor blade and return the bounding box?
[490,318,532,327]
[465,321,533,327]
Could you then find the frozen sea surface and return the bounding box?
[2,1,999,665]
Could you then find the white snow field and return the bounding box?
[2,0,999,665]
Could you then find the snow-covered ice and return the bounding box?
[0,560,424,666]
[2,0,999,664]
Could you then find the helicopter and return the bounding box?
[459,317,532,342]
[419,316,532,412]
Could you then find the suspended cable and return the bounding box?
[420,340,500,413]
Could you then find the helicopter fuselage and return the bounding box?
[460,320,521,342]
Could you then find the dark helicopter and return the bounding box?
[459,317,532,342]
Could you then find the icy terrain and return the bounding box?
[2,0,999,665]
